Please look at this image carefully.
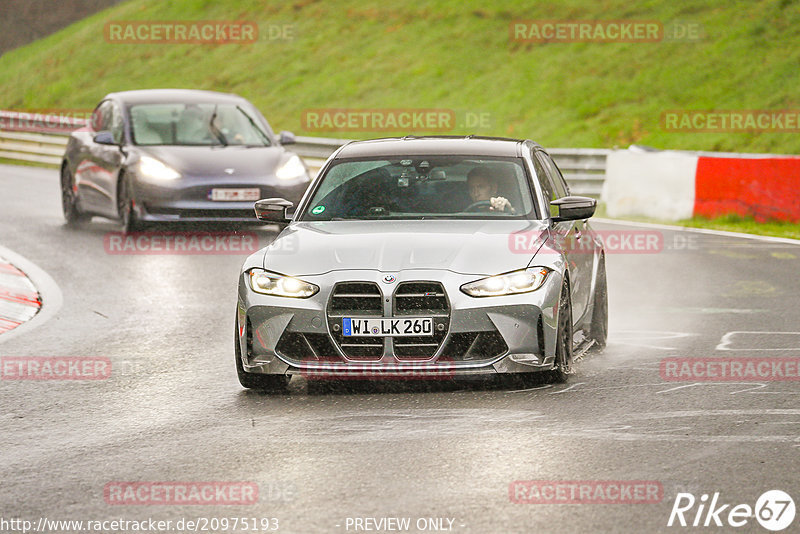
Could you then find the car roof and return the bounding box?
[103,89,249,106]
[333,136,537,158]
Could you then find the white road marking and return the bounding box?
[547,382,585,394]
[506,383,554,393]
[657,307,766,314]
[611,330,696,351]
[549,409,800,444]
[593,217,800,246]
[716,331,800,351]
[656,383,704,394]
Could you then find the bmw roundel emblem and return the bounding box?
[382,275,396,284]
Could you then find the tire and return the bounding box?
[547,279,574,383]
[61,164,90,226]
[117,173,143,234]
[234,319,290,392]
[589,255,608,350]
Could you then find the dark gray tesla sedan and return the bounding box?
[60,89,311,231]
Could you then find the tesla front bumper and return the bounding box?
[132,175,310,223]
[237,269,563,379]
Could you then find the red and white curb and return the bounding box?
[0,256,43,335]
[603,147,800,222]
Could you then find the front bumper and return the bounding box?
[237,269,563,378]
[133,173,310,223]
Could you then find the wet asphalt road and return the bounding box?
[1,163,799,534]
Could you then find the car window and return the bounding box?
[536,151,569,198]
[531,150,560,218]
[91,100,113,132]
[300,156,536,221]
[109,102,124,144]
[129,103,272,146]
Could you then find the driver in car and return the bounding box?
[466,167,516,213]
[177,105,216,144]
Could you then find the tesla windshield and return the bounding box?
[301,156,537,220]
[129,103,271,146]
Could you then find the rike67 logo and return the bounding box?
[668,490,796,531]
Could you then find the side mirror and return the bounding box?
[551,196,597,222]
[254,198,294,224]
[278,130,296,145]
[93,131,117,145]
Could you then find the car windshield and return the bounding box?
[129,103,271,146]
[300,156,537,221]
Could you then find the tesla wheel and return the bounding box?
[61,164,90,225]
[589,255,608,350]
[547,279,574,383]
[234,320,290,392]
[118,173,142,234]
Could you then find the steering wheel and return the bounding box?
[464,200,493,212]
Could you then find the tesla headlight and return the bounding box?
[138,156,181,180]
[275,154,307,180]
[248,269,319,298]
[460,267,551,297]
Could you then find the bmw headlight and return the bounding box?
[460,267,551,297]
[248,269,318,298]
[275,154,307,180]
[138,156,181,180]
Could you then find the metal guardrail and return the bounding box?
[0,111,609,197]
[0,130,69,165]
[548,148,610,198]
[0,110,82,165]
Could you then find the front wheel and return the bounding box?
[61,164,90,226]
[547,279,574,383]
[234,319,290,392]
[117,173,143,234]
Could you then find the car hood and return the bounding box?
[137,145,289,178]
[262,220,550,277]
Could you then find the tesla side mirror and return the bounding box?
[254,198,294,223]
[278,130,296,145]
[93,131,117,145]
[551,196,597,222]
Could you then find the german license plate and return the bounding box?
[343,317,433,337]
[210,188,260,201]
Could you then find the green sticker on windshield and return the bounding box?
[311,205,326,215]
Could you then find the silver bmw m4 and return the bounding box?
[235,136,607,391]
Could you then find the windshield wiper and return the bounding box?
[208,105,228,146]
[235,106,271,146]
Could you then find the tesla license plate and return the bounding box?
[210,188,260,201]
[343,317,433,337]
